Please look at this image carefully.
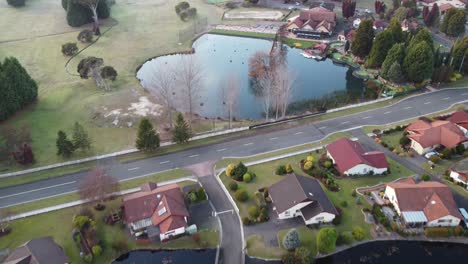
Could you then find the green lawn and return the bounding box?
[281,38,317,49]
[0,187,219,264]
[225,152,414,259]
[210,29,275,39]
[5,169,192,214]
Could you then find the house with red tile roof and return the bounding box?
[449,158,468,189]
[269,174,338,225]
[123,182,190,241]
[448,111,468,131]
[405,119,468,155]
[287,7,337,38]
[326,138,388,176]
[384,180,463,227]
[439,3,455,14]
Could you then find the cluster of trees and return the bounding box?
[422,4,439,27]
[248,50,295,120]
[374,0,386,15]
[62,42,79,56]
[384,0,417,22]
[135,113,192,152]
[0,57,38,122]
[451,35,468,74]
[62,0,111,34]
[342,0,356,19]
[0,125,34,165]
[77,56,117,91]
[174,1,197,21]
[280,229,311,264]
[441,8,466,37]
[6,0,26,7]
[56,122,92,158]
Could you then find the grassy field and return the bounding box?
[0,0,226,172]
[5,168,192,214]
[281,38,317,49]
[0,195,219,264]
[210,29,276,39]
[223,151,414,259]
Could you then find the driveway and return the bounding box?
[244,206,304,247]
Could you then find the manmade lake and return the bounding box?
[137,34,374,120]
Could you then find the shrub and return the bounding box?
[399,136,411,146]
[232,162,248,181]
[430,155,441,163]
[242,217,251,225]
[7,0,25,7]
[464,150,468,157]
[188,192,198,203]
[235,190,248,202]
[228,181,238,191]
[351,189,357,197]
[282,229,301,251]
[62,42,78,56]
[324,160,332,168]
[175,1,190,14]
[248,206,260,219]
[243,173,252,183]
[340,201,348,208]
[332,207,342,225]
[255,192,267,208]
[294,247,311,264]
[317,227,337,254]
[336,231,353,245]
[83,254,93,263]
[226,164,236,177]
[455,144,466,155]
[77,29,94,43]
[306,154,314,162]
[421,174,431,181]
[424,227,451,237]
[259,207,269,222]
[441,148,452,159]
[352,227,365,241]
[73,215,90,229]
[281,252,299,264]
[303,161,314,171]
[196,187,206,201]
[192,233,201,244]
[101,66,118,81]
[92,245,102,256]
[285,163,293,173]
[276,165,287,175]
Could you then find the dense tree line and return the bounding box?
[422,4,439,27]
[441,8,466,37]
[6,0,26,7]
[342,0,356,19]
[62,0,110,29]
[0,57,38,121]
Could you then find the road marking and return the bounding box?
[341,121,350,125]
[128,167,140,171]
[269,137,279,140]
[384,111,392,114]
[214,209,234,216]
[443,97,450,100]
[0,181,76,199]
[189,154,199,158]
[424,102,431,105]
[243,142,253,146]
[216,148,227,152]
[294,131,304,135]
[159,161,170,164]
[362,116,372,119]
[318,126,327,129]
[403,106,412,110]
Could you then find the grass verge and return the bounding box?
[210,29,275,39]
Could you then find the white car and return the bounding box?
[295,2,300,6]
[364,8,371,13]
[424,151,439,159]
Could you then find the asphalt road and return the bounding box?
[1,88,468,208]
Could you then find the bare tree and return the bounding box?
[76,0,102,35]
[249,51,276,120]
[258,69,275,121]
[78,167,120,204]
[148,66,177,128]
[218,75,240,129]
[275,66,295,119]
[177,56,204,126]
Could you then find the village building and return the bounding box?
[326,138,388,176]
[287,7,337,38]
[3,237,69,264]
[269,174,338,225]
[384,179,463,227]
[449,158,468,189]
[123,182,190,241]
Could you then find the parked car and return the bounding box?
[424,151,439,159]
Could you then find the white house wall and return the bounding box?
[384,186,402,214]
[450,171,468,186]
[427,215,461,227]
[409,139,434,155]
[345,164,387,176]
[303,212,335,225]
[160,226,186,241]
[277,201,312,219]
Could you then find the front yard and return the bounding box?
[221,149,414,259]
[0,181,219,264]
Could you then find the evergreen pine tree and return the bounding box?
[72,122,91,151]
[351,19,375,58]
[387,62,404,83]
[387,18,404,43]
[366,31,395,68]
[135,118,160,151]
[381,43,406,79]
[172,113,192,144]
[404,41,434,82]
[56,130,74,158]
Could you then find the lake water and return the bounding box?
[137,34,368,119]
[315,240,468,264]
[113,249,216,264]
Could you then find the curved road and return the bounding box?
[1,88,468,208]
